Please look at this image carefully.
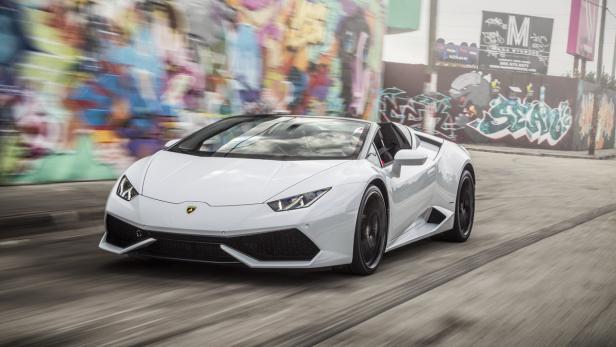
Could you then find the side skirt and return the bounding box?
[385,206,454,252]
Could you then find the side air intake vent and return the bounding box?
[427,208,446,225]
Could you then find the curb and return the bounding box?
[465,147,616,160]
[0,207,105,240]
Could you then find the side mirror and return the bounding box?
[394,149,427,166]
[164,139,181,148]
[392,149,427,177]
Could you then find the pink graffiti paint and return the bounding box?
[242,0,277,11]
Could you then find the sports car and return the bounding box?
[99,115,475,275]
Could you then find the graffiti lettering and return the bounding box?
[380,88,460,140]
[467,95,572,146]
[380,71,575,146]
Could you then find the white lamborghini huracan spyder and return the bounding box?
[99,115,475,275]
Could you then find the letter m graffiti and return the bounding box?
[507,15,530,47]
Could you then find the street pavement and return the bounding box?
[0,151,615,346]
[464,144,616,160]
[0,181,113,238]
[0,181,113,219]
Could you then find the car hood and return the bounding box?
[141,151,347,206]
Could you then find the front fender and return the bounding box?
[268,160,386,212]
[107,153,158,207]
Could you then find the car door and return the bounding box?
[373,124,437,243]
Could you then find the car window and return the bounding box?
[366,143,381,167]
[406,127,419,148]
[373,130,394,166]
[394,123,413,148]
[374,123,411,165]
[170,116,371,160]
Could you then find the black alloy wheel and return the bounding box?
[348,185,388,275]
[442,170,475,242]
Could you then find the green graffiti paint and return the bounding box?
[0,0,387,184]
[468,95,572,146]
[10,134,116,185]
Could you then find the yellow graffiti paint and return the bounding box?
[286,1,328,50]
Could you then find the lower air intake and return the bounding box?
[105,215,147,248]
[137,238,238,263]
[226,229,320,261]
[104,214,320,262]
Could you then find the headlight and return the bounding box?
[267,188,330,212]
[117,175,139,201]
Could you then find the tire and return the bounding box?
[348,185,388,275]
[442,170,475,242]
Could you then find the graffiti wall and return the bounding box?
[0,0,386,184]
[573,81,616,151]
[380,63,582,150]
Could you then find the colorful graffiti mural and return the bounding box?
[574,81,616,151]
[381,73,573,146]
[0,0,386,184]
[467,95,572,147]
[380,88,459,140]
[380,63,583,149]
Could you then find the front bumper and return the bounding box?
[101,214,320,265]
[99,187,363,268]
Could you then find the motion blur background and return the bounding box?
[1,0,616,346]
[0,0,387,185]
[2,0,616,185]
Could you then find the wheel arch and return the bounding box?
[348,178,390,275]
[367,178,390,215]
[367,178,392,243]
[463,162,476,183]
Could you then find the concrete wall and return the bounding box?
[0,0,386,184]
[380,62,616,151]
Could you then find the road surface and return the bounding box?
[1,152,615,346]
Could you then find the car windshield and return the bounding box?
[169,116,371,160]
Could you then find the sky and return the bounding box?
[383,0,616,77]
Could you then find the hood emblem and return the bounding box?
[186,206,197,215]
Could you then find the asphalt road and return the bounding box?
[1,152,616,347]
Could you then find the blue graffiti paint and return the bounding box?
[467,95,572,146]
